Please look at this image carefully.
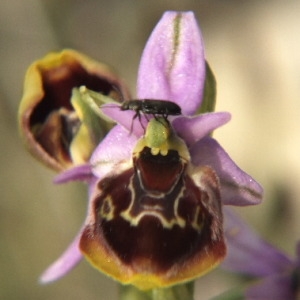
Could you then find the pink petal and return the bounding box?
[190,137,263,206]
[90,125,137,178]
[39,232,82,283]
[223,208,292,276]
[245,274,294,300]
[137,11,205,115]
[101,104,147,137]
[172,112,231,147]
[53,164,92,184]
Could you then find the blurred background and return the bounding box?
[1,0,300,299]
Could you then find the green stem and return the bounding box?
[119,281,194,300]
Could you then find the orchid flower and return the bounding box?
[19,11,263,294]
[222,208,299,300]
[18,49,130,171]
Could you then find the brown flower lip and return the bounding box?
[19,49,130,171]
[80,146,226,290]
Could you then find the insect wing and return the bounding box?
[142,99,181,116]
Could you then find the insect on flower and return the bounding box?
[78,86,182,131]
[120,99,182,132]
[121,99,181,120]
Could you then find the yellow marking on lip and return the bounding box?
[99,196,115,221]
[120,176,186,229]
[120,208,186,229]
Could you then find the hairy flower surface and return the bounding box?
[22,11,264,290]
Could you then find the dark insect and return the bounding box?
[120,99,181,122]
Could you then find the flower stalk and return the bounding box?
[120,282,194,300]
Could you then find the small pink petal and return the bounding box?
[39,232,82,283]
[172,112,231,147]
[101,104,147,137]
[137,11,205,115]
[190,137,263,206]
[53,164,92,184]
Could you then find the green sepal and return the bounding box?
[198,61,217,114]
[69,86,116,163]
[75,86,118,122]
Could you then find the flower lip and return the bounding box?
[80,146,226,290]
